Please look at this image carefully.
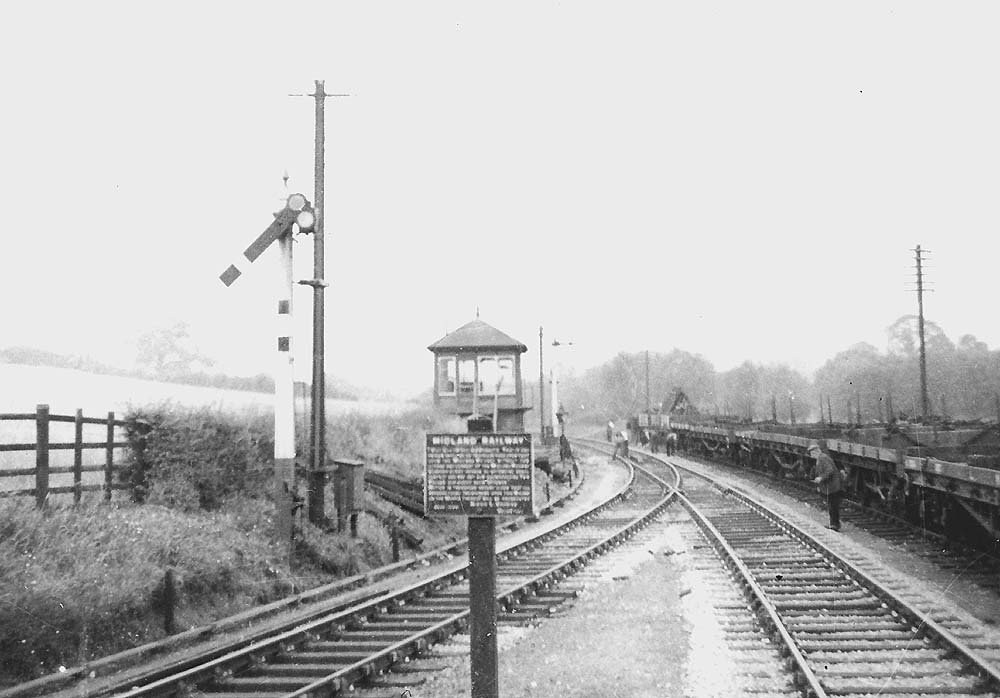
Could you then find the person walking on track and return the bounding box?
[809,441,843,531]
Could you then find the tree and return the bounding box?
[136,322,215,379]
[718,362,762,422]
[815,342,888,423]
[560,349,717,424]
[755,363,814,423]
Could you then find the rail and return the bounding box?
[64,454,664,698]
[637,445,1000,695]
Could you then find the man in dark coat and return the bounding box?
[809,441,843,531]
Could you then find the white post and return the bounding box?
[550,366,559,436]
[274,230,296,560]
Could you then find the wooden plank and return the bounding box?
[0,468,33,477]
[80,415,128,427]
[0,487,39,498]
[105,412,115,501]
[74,409,83,504]
[0,443,38,452]
[49,484,129,495]
[0,483,132,499]
[48,463,122,475]
[41,441,128,450]
[35,404,49,508]
[0,412,127,426]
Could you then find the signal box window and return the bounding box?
[497,357,515,395]
[437,357,456,395]
[479,356,516,395]
[478,357,497,394]
[458,358,476,395]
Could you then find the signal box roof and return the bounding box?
[427,319,528,353]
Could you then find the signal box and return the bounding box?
[427,318,529,432]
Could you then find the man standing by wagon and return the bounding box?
[809,441,843,531]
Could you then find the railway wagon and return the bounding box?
[668,421,1000,547]
[629,413,675,453]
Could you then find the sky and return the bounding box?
[2,2,999,399]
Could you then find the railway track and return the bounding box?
[680,447,1000,597]
[47,452,678,698]
[621,443,1000,697]
[363,471,425,517]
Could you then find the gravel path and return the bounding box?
[409,523,690,698]
[354,451,733,698]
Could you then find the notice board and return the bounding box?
[424,433,534,516]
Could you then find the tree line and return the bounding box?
[560,315,1000,426]
[0,321,361,400]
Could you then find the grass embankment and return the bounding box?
[0,403,465,685]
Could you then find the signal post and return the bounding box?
[220,192,315,558]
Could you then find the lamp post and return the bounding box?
[550,339,572,443]
[538,330,573,445]
[538,327,545,440]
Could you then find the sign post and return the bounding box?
[425,430,534,698]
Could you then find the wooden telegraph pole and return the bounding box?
[293,80,347,525]
[912,245,931,422]
[305,80,329,524]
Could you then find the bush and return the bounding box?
[321,406,464,480]
[294,511,393,577]
[122,404,272,510]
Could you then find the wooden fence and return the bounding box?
[0,404,131,506]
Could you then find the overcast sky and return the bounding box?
[2,2,998,398]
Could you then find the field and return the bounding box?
[0,363,416,494]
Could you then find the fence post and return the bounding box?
[105,412,115,501]
[35,404,50,508]
[392,520,400,562]
[74,409,84,504]
[163,568,176,634]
